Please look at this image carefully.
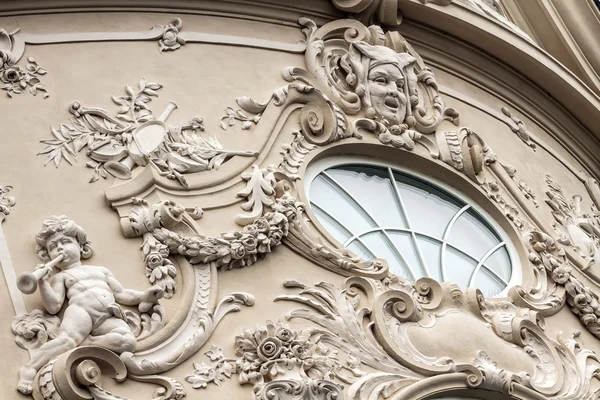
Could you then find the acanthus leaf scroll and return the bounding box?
[187,275,600,400]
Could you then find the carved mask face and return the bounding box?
[367,63,407,125]
[46,232,81,268]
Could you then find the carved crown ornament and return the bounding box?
[5,14,600,400]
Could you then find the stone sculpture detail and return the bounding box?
[38,79,257,186]
[545,175,600,266]
[158,18,186,53]
[35,346,185,400]
[0,184,16,220]
[290,18,458,147]
[14,216,164,395]
[6,12,600,400]
[0,29,48,98]
[187,275,600,399]
[185,320,340,390]
[112,192,301,376]
[501,107,537,150]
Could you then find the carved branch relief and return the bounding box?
[38,79,257,186]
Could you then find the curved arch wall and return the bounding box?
[1,2,600,399]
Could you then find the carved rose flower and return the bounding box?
[3,66,22,82]
[269,227,284,246]
[145,252,164,269]
[0,49,15,70]
[159,18,186,52]
[254,218,269,234]
[163,30,178,46]
[275,327,294,344]
[257,337,283,361]
[243,224,259,236]
[240,234,258,253]
[290,340,310,360]
[551,265,571,285]
[230,240,246,260]
[257,233,271,253]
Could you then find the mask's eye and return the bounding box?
[374,77,387,84]
[396,81,404,90]
[48,243,57,251]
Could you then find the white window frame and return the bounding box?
[304,155,523,298]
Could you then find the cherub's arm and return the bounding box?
[105,268,163,307]
[38,270,66,315]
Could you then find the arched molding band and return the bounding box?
[396,19,600,181]
[0,1,344,27]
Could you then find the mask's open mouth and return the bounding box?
[384,97,399,109]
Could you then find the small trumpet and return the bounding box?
[17,254,65,294]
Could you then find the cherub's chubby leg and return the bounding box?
[18,305,92,394]
[84,317,136,354]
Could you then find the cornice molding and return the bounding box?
[395,16,600,181]
[395,0,600,155]
[0,0,344,26]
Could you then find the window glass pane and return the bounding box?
[444,247,478,289]
[308,162,516,296]
[484,245,512,283]
[447,209,501,261]
[358,231,413,280]
[474,268,505,298]
[347,240,375,260]
[326,167,407,229]
[311,205,352,244]
[415,235,443,282]
[393,176,462,238]
[388,231,427,278]
[309,174,376,235]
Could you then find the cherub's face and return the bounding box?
[46,232,81,268]
[367,64,407,125]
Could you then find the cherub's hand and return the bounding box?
[138,285,164,313]
[34,264,52,282]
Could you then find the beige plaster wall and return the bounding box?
[0,7,599,400]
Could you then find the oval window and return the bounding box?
[307,160,520,297]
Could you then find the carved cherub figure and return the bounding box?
[17,216,163,394]
[342,42,418,126]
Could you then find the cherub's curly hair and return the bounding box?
[35,216,93,262]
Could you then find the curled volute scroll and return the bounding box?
[31,346,184,400]
[269,276,600,400]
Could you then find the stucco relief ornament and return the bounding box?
[290,19,459,151]
[11,216,165,396]
[0,28,48,98]
[158,18,185,53]
[38,78,257,187]
[185,320,343,398]
[501,107,536,150]
[228,19,457,189]
[525,230,600,339]
[265,277,600,400]
[111,191,310,376]
[545,175,600,267]
[0,184,16,221]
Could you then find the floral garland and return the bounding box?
[152,193,300,270]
